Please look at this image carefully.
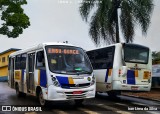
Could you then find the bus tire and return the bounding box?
[75,99,84,106]
[15,84,23,97]
[22,93,26,97]
[38,90,49,106]
[107,91,121,98]
[95,91,99,98]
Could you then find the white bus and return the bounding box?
[87,43,152,97]
[8,42,95,106]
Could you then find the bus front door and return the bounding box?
[10,58,15,88]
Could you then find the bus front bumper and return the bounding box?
[43,84,95,101]
[112,81,151,91]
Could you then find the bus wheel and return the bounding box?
[22,93,26,97]
[95,91,99,97]
[16,84,23,97]
[39,90,48,106]
[75,99,84,106]
[107,91,121,98]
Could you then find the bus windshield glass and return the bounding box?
[124,44,149,64]
[46,46,92,74]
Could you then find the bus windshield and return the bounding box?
[124,44,149,64]
[45,45,92,74]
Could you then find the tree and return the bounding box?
[152,51,160,64]
[79,0,154,45]
[0,0,30,38]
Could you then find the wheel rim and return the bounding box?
[39,92,45,106]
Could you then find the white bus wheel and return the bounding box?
[38,90,50,106]
[39,90,45,106]
[16,84,23,97]
[107,91,121,98]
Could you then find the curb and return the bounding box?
[121,94,160,102]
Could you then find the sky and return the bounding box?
[0,0,160,52]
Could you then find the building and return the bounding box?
[0,48,20,81]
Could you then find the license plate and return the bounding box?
[73,91,82,94]
[131,86,138,90]
[143,71,149,79]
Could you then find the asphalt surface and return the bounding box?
[0,82,160,114]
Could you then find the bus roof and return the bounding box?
[9,42,75,57]
[87,43,149,52]
[87,43,122,52]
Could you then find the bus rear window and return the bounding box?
[124,44,149,64]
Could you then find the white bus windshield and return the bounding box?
[124,44,149,64]
[45,46,92,74]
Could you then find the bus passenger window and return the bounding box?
[21,54,27,69]
[87,46,115,69]
[36,51,45,68]
[15,55,21,70]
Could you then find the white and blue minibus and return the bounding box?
[8,42,95,106]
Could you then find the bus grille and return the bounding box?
[65,91,87,99]
[61,83,90,89]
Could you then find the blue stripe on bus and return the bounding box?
[40,69,47,87]
[56,76,69,85]
[127,70,135,85]
[22,69,24,81]
[105,69,109,82]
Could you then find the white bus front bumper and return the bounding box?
[43,84,95,101]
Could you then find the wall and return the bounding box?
[0,50,16,81]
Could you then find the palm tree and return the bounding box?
[152,51,158,59]
[79,0,154,45]
[152,51,160,64]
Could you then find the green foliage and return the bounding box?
[0,0,30,38]
[152,51,160,64]
[79,0,154,45]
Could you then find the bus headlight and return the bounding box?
[148,78,151,83]
[92,75,95,80]
[53,81,59,86]
[51,76,60,87]
[91,75,95,85]
[52,77,56,81]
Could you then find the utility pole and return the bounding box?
[114,0,121,43]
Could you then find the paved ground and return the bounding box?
[0,82,160,114]
[122,88,160,101]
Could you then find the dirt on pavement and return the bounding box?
[122,88,160,101]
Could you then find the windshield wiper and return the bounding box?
[66,70,90,75]
[66,70,81,75]
[79,70,91,74]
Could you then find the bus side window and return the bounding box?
[87,52,96,69]
[15,55,21,70]
[21,54,27,69]
[91,46,115,69]
[36,51,45,69]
